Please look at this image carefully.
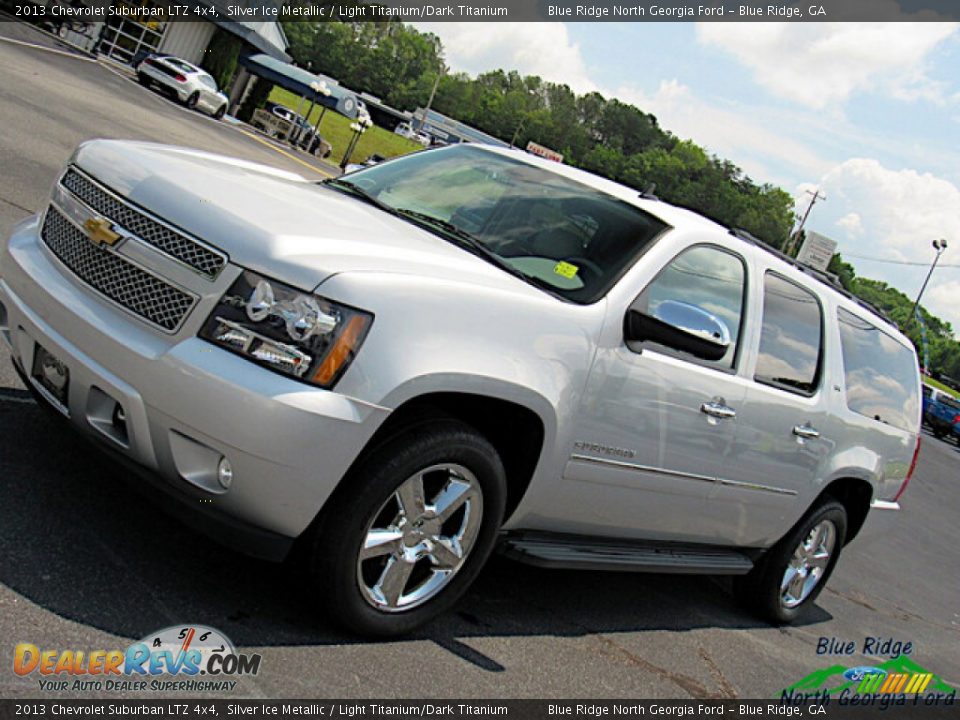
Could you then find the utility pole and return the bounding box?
[787,188,825,256]
[510,117,526,148]
[417,72,441,132]
[908,239,948,327]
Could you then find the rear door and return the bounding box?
[705,270,832,546]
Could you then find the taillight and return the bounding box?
[953,414,960,425]
[174,74,186,82]
[894,436,921,502]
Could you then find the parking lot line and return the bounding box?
[237,128,336,178]
[0,34,96,62]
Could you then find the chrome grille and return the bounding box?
[60,168,226,278]
[41,207,196,332]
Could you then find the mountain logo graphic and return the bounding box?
[781,656,955,697]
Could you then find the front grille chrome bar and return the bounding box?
[60,167,227,279]
[41,206,198,333]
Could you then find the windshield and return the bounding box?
[340,145,669,303]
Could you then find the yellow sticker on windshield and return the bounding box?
[554,261,579,279]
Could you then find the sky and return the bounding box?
[414,20,960,333]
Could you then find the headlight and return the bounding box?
[199,271,373,388]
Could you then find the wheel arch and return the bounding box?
[346,391,548,524]
[818,476,873,544]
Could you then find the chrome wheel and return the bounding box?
[781,520,836,608]
[357,463,483,612]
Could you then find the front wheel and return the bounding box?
[735,499,847,624]
[309,420,506,636]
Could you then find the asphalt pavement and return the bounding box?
[0,26,957,701]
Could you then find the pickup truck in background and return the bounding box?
[922,384,960,443]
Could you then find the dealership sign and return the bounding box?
[796,231,838,272]
[526,142,563,163]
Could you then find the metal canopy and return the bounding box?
[239,54,359,119]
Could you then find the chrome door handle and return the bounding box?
[701,400,736,419]
[793,424,821,439]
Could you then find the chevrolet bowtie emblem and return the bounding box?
[83,217,121,247]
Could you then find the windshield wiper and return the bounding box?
[394,209,563,297]
[321,178,397,215]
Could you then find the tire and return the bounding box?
[308,420,506,637]
[185,92,199,109]
[735,498,847,624]
[137,73,150,87]
[213,104,226,120]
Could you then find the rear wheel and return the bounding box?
[137,73,150,87]
[736,499,847,624]
[213,104,226,120]
[309,420,506,636]
[185,91,199,109]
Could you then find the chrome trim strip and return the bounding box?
[715,477,798,497]
[570,453,714,484]
[870,499,900,511]
[43,203,199,334]
[59,166,228,279]
[569,453,798,496]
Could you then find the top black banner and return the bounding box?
[5,0,960,22]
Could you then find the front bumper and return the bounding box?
[0,215,390,559]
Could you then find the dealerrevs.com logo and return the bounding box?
[13,625,261,693]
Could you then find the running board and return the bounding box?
[501,533,755,575]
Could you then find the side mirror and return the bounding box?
[625,300,731,362]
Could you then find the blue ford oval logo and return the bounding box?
[844,666,886,682]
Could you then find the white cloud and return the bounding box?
[696,22,958,109]
[820,159,960,250]
[414,22,596,94]
[836,212,864,237]
[812,158,960,327]
[617,80,831,184]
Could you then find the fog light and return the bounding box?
[217,457,233,489]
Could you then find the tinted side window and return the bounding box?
[838,307,920,432]
[755,273,823,395]
[633,245,746,370]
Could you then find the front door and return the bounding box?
[564,244,753,543]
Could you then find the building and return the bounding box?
[53,0,289,66]
[413,108,510,147]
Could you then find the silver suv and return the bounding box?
[0,141,921,636]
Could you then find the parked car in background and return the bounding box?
[250,103,332,158]
[394,121,415,139]
[922,384,960,442]
[1,142,921,637]
[137,55,228,120]
[395,122,429,145]
[344,153,387,174]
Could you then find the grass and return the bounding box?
[923,375,957,396]
[267,88,423,166]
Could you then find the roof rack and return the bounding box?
[727,228,899,330]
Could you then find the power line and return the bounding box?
[842,252,960,268]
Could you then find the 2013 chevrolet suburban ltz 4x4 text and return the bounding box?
[0,141,921,636]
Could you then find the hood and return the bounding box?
[71,140,539,295]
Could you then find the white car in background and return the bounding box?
[137,55,229,120]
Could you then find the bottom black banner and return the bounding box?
[1,699,958,720]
